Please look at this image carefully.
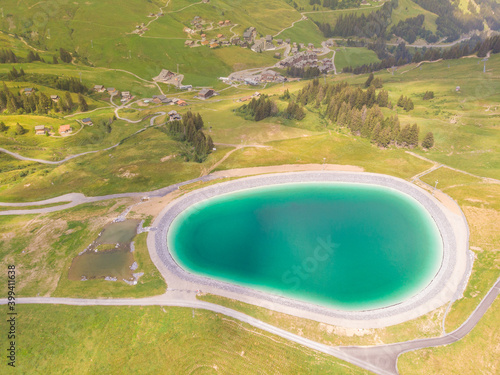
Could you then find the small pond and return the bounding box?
[68,219,141,282]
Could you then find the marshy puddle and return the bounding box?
[68,219,141,283]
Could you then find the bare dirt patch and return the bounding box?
[211,163,364,178]
[118,167,139,178]
[161,155,176,162]
[130,190,184,219]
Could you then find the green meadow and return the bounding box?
[334,47,380,71]
[0,304,368,374]
[0,1,499,373]
[391,0,438,33]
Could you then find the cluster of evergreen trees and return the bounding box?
[26,50,43,63]
[0,83,88,115]
[389,15,437,44]
[315,0,497,45]
[6,67,25,81]
[315,0,398,39]
[476,35,500,57]
[343,35,500,75]
[308,0,360,10]
[296,79,390,110]
[364,73,383,89]
[55,77,88,94]
[237,96,278,121]
[59,48,72,63]
[167,111,214,162]
[413,0,485,42]
[285,66,321,79]
[423,91,434,100]
[295,80,433,149]
[0,121,26,136]
[237,95,308,122]
[1,67,89,94]
[397,95,414,111]
[283,101,306,120]
[0,48,70,65]
[0,49,18,63]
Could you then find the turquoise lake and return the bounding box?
[168,183,443,310]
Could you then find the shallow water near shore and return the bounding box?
[168,183,443,310]
[68,219,140,281]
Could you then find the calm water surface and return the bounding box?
[168,183,442,310]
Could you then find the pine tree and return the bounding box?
[59,48,72,63]
[186,120,196,143]
[336,102,348,127]
[366,86,376,107]
[205,135,214,153]
[364,72,374,88]
[404,98,414,112]
[0,121,7,132]
[64,92,73,111]
[377,90,389,107]
[280,89,290,100]
[391,118,400,142]
[7,97,18,113]
[408,123,419,147]
[371,122,382,143]
[15,123,25,135]
[194,131,206,157]
[194,113,204,130]
[349,108,362,134]
[397,124,411,146]
[371,77,383,89]
[27,50,36,62]
[38,92,52,114]
[378,127,392,148]
[397,95,405,107]
[423,91,434,100]
[422,131,434,149]
[53,55,58,64]
[77,94,88,112]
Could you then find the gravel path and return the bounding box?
[0,175,217,215]
[149,171,470,329]
[1,276,498,375]
[0,169,496,375]
[0,112,166,166]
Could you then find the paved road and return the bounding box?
[386,36,472,49]
[338,276,500,374]
[1,276,498,375]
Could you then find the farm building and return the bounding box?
[198,88,215,99]
[152,95,172,104]
[168,110,182,121]
[35,125,47,135]
[82,118,93,125]
[93,85,105,92]
[59,125,73,135]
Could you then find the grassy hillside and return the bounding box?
[1,304,368,374]
[334,47,380,71]
[0,0,301,86]
[391,0,438,33]
[277,19,326,45]
[306,0,439,37]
